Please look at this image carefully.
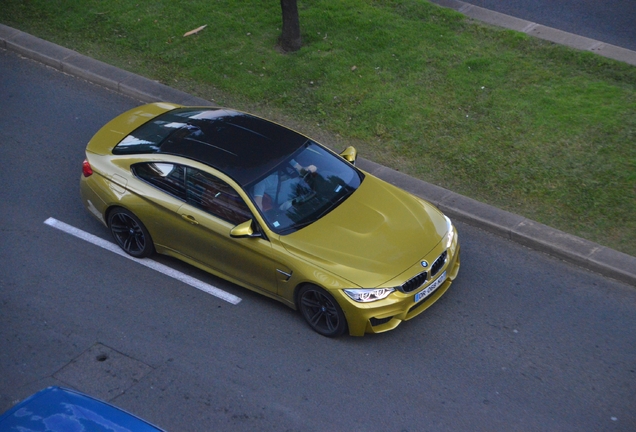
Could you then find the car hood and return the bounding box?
[86,102,181,155]
[280,174,448,288]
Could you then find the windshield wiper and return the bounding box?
[315,188,353,220]
[287,188,354,233]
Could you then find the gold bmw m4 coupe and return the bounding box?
[80,103,460,337]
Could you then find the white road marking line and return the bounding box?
[44,217,242,305]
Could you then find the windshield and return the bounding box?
[246,142,363,234]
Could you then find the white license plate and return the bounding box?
[414,271,447,303]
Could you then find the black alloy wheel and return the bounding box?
[108,208,154,258]
[298,285,347,337]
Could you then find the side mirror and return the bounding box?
[230,219,261,238]
[339,146,358,165]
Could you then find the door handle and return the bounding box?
[181,214,199,225]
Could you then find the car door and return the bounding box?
[174,167,282,295]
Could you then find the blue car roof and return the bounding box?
[0,386,165,431]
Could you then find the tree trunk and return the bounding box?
[280,0,301,52]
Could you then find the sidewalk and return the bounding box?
[1,21,634,287]
[430,0,636,66]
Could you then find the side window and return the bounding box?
[132,163,186,200]
[186,168,251,225]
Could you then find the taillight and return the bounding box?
[82,159,93,177]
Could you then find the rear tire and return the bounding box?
[108,208,154,258]
[298,285,347,337]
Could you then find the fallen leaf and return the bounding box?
[183,25,207,37]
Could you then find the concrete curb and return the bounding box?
[1,23,634,287]
[429,0,636,66]
[0,25,211,107]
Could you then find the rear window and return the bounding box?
[112,109,205,155]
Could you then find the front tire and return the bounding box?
[108,208,154,258]
[298,285,347,337]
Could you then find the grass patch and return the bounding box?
[2,0,635,255]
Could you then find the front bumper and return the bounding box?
[339,240,461,336]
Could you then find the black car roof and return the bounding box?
[117,108,309,186]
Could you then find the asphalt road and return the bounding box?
[461,0,636,51]
[1,48,635,431]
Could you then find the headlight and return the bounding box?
[344,287,395,303]
[444,215,455,249]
